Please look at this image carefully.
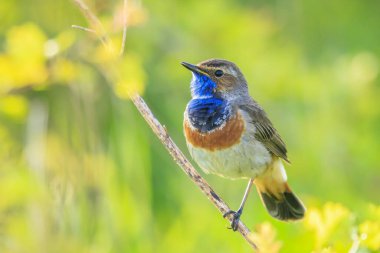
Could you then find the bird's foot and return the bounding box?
[223,208,243,231]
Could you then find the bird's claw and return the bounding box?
[223,209,242,231]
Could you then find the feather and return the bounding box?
[239,103,290,163]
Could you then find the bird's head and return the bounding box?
[181,59,248,100]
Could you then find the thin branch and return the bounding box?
[71,0,112,52]
[71,24,110,49]
[71,24,109,48]
[71,0,258,250]
[72,0,103,31]
[119,0,129,56]
[71,25,96,33]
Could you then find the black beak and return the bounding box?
[181,62,208,76]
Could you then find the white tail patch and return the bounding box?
[272,158,287,183]
[254,158,289,198]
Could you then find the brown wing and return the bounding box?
[239,104,290,163]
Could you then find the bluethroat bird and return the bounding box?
[181,59,305,231]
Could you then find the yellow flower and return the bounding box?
[249,222,282,253]
[0,23,48,91]
[0,95,28,120]
[359,221,380,250]
[305,202,350,248]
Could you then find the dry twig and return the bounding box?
[119,0,129,55]
[72,0,112,51]
[71,0,258,250]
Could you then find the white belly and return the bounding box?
[187,128,272,179]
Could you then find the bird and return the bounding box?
[181,59,305,231]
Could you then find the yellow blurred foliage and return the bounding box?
[0,95,28,120]
[114,54,146,98]
[54,30,76,53]
[113,0,148,29]
[0,23,84,94]
[92,38,146,98]
[93,37,121,64]
[0,23,48,92]
[311,247,338,253]
[359,221,380,250]
[0,19,147,97]
[305,202,350,248]
[249,222,282,253]
[51,58,78,83]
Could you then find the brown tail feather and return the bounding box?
[255,159,306,221]
[258,187,305,221]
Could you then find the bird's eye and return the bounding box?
[214,69,224,77]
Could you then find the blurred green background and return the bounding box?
[1,0,380,252]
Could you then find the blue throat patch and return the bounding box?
[190,73,216,97]
[187,73,231,132]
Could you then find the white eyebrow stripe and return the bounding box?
[228,66,238,77]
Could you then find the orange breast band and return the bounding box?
[184,113,245,151]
